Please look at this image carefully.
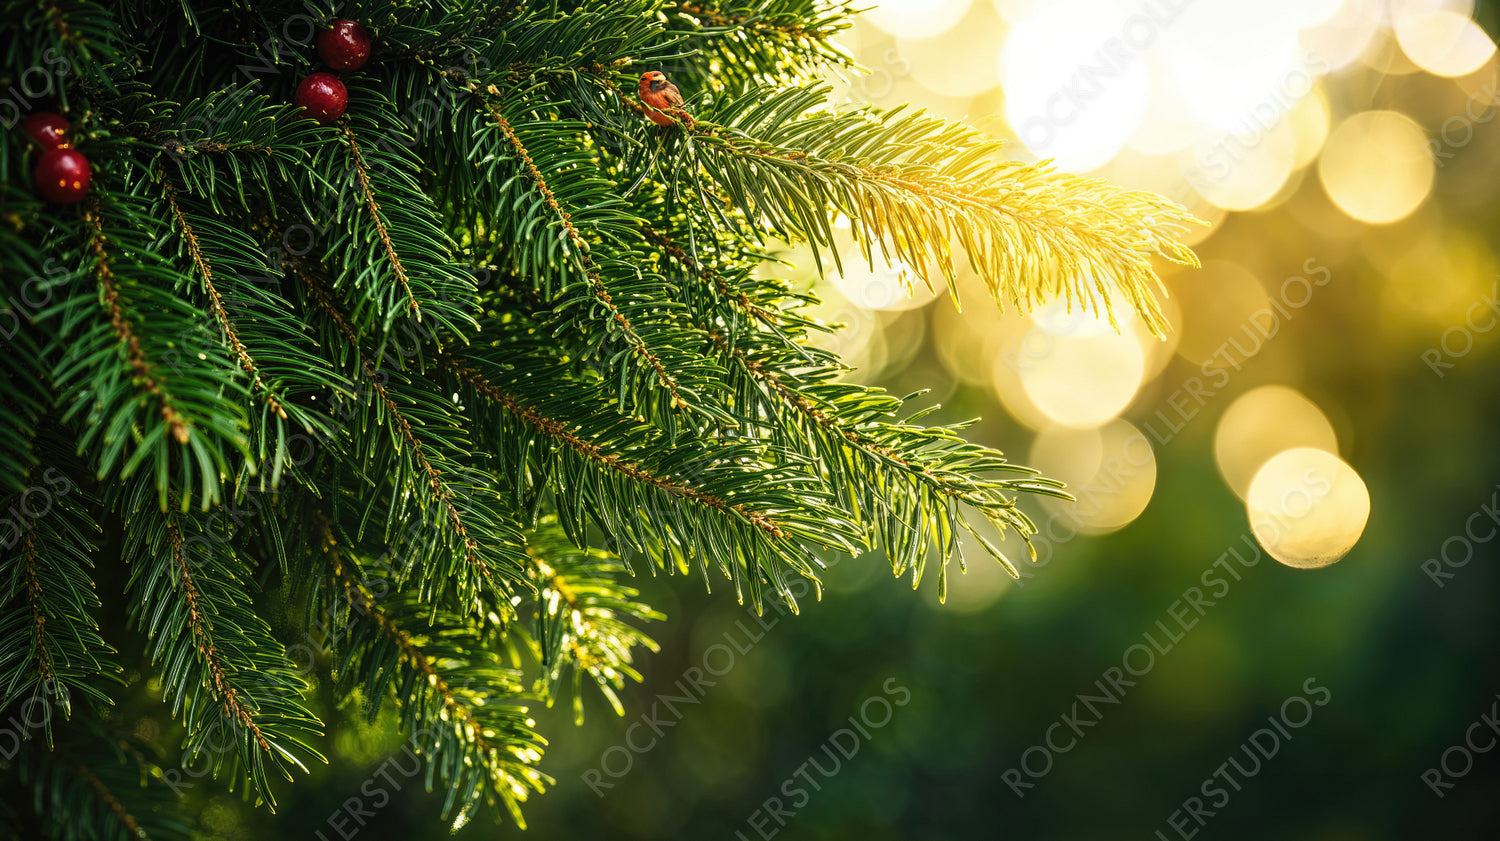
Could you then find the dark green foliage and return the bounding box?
[0,449,116,741]
[0,0,1196,835]
[4,719,193,841]
[118,474,324,808]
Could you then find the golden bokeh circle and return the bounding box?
[1318,110,1434,224]
[1017,326,1147,429]
[1214,386,1339,500]
[1247,448,1370,569]
[1395,10,1495,77]
[1169,261,1269,368]
[1031,419,1158,534]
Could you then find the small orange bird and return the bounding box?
[638,71,693,127]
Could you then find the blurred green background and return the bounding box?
[218,1,1500,837]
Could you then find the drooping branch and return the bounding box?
[164,518,272,754]
[325,532,499,750]
[316,513,545,824]
[343,126,421,318]
[297,262,496,588]
[160,179,287,420]
[519,533,662,719]
[485,107,689,410]
[86,209,190,445]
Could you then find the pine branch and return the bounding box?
[445,357,788,540]
[8,719,193,841]
[670,87,1203,334]
[88,208,190,445]
[519,522,661,723]
[440,347,863,610]
[321,528,548,827]
[410,74,741,436]
[0,456,117,737]
[665,0,857,89]
[297,261,528,603]
[160,179,286,420]
[159,87,326,213]
[482,105,715,429]
[0,313,51,498]
[639,226,1064,591]
[68,762,143,839]
[640,222,788,330]
[0,0,1215,827]
[283,89,478,336]
[341,125,421,320]
[678,0,842,40]
[120,479,323,809]
[150,179,349,483]
[48,194,254,511]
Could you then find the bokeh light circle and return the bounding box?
[1214,386,1339,500]
[1289,87,1332,168]
[1318,110,1434,224]
[1031,419,1158,534]
[1029,297,1136,338]
[1017,325,1146,429]
[1247,448,1370,568]
[1000,0,1151,171]
[829,256,943,312]
[1395,10,1496,77]
[1379,228,1500,330]
[1299,1,1385,72]
[1169,261,1269,368]
[987,314,1059,430]
[902,2,1004,96]
[866,0,972,39]
[1163,10,1310,134]
[826,222,945,312]
[1184,117,1298,211]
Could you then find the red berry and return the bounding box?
[18,112,71,150]
[317,20,371,72]
[295,72,348,125]
[33,148,90,205]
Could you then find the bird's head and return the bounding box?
[639,71,668,92]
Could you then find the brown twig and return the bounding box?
[21,530,56,691]
[296,261,494,586]
[343,125,422,319]
[442,356,787,540]
[86,209,191,445]
[69,763,147,839]
[160,180,287,419]
[166,520,272,754]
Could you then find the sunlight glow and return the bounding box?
[1215,386,1340,500]
[1394,9,1496,77]
[903,2,1006,96]
[1248,448,1370,568]
[866,0,972,39]
[1031,419,1158,534]
[1018,325,1146,429]
[1000,0,1152,171]
[1318,110,1434,224]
